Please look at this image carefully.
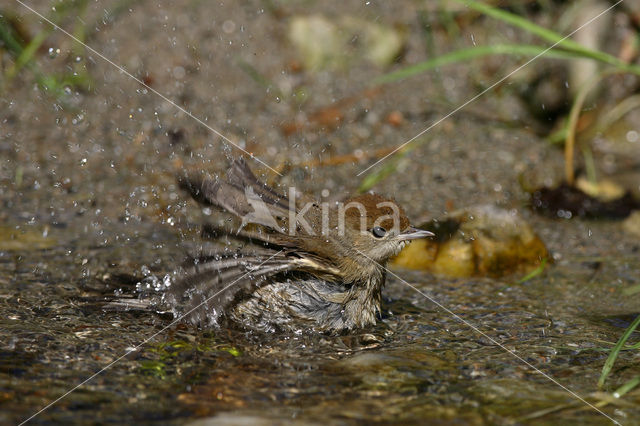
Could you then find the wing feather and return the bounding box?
[164,248,341,327]
[179,158,292,230]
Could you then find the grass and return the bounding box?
[359,149,410,192]
[599,314,640,389]
[237,58,284,102]
[374,44,610,86]
[460,0,640,74]
[516,258,548,284]
[1,0,148,100]
[0,13,65,96]
[360,0,640,190]
[0,0,121,99]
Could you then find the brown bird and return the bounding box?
[136,159,432,333]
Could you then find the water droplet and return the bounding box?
[48,47,60,59]
[172,66,186,79]
[72,113,84,125]
[222,20,236,33]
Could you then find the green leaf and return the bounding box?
[599,313,640,389]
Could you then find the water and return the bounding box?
[1,210,639,424]
[2,1,639,424]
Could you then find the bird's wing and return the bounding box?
[178,158,292,230]
[164,248,342,327]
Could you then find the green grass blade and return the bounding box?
[517,258,548,284]
[612,376,640,398]
[237,59,283,99]
[0,17,24,55]
[454,0,638,74]
[456,0,587,51]
[599,313,640,389]
[359,155,404,192]
[374,44,585,84]
[6,30,50,81]
[0,17,61,95]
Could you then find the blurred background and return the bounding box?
[1,1,640,424]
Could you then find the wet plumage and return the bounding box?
[116,159,432,333]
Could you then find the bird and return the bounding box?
[120,158,433,334]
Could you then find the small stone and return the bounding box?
[622,211,640,238]
[386,111,405,127]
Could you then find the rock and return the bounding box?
[288,15,405,71]
[0,225,56,251]
[623,211,640,238]
[392,205,548,278]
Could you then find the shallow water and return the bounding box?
[1,210,639,425]
[2,1,640,424]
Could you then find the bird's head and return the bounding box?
[334,193,433,265]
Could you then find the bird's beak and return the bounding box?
[398,227,435,241]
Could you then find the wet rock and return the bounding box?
[334,348,451,394]
[288,15,405,71]
[623,211,640,238]
[531,182,640,219]
[0,225,56,251]
[575,177,626,203]
[391,205,548,278]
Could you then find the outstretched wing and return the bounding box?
[163,248,342,327]
[178,158,292,230]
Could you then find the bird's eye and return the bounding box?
[371,226,387,238]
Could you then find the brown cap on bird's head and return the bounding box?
[342,193,410,233]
